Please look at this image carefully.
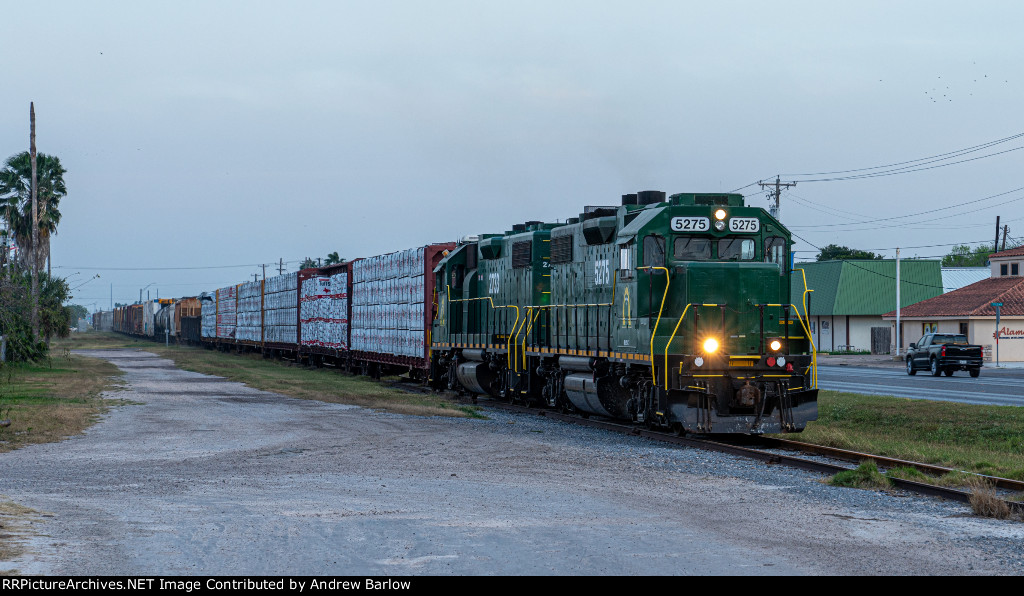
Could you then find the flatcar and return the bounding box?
[430,191,818,434]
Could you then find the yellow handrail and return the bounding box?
[794,267,818,389]
[662,304,692,388]
[445,285,520,368]
[510,308,533,372]
[516,306,545,371]
[637,266,670,386]
[520,302,614,367]
[788,304,817,388]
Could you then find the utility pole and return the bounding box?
[30,103,39,343]
[992,302,1003,368]
[278,258,284,275]
[995,216,1001,252]
[1002,225,1009,251]
[758,176,796,221]
[262,263,266,280]
[895,248,901,357]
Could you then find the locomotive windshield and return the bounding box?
[718,238,755,261]
[673,237,712,260]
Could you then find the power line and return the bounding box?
[790,231,957,290]
[53,260,303,272]
[787,184,1024,230]
[790,145,1024,183]
[781,131,1024,178]
[792,238,998,253]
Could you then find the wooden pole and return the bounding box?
[995,216,1000,253]
[30,103,39,343]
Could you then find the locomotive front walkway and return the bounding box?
[1,349,1020,575]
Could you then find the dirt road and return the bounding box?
[2,350,1020,575]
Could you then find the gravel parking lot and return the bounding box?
[2,349,1022,575]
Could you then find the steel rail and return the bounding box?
[478,399,1023,515]
[759,437,1024,493]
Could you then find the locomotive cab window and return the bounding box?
[643,235,666,269]
[619,241,636,279]
[764,236,787,273]
[718,238,755,261]
[673,237,712,261]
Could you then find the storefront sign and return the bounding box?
[993,326,1024,340]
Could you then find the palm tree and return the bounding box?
[324,251,345,266]
[0,152,67,275]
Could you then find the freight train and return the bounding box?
[112,190,818,434]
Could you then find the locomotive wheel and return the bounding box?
[671,422,686,437]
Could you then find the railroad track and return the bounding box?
[472,397,1024,515]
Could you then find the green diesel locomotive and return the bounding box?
[431,191,818,434]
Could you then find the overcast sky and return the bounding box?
[2,1,1021,308]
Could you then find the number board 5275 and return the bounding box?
[728,217,760,233]
[670,217,710,232]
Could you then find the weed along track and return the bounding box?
[477,398,1024,516]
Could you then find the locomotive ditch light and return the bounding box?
[769,339,782,352]
[703,338,719,354]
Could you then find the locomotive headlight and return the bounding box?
[714,209,727,220]
[703,338,719,353]
[769,339,782,352]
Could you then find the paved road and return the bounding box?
[818,364,1024,406]
[2,350,1021,575]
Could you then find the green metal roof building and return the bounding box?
[790,260,943,353]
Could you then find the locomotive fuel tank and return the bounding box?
[563,373,632,418]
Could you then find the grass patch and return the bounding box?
[0,500,34,563]
[829,460,892,489]
[0,499,44,574]
[55,332,482,419]
[0,352,124,454]
[884,466,931,483]
[968,484,1012,519]
[782,390,1024,481]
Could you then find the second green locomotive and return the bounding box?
[431,191,818,434]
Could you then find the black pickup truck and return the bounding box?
[906,333,984,377]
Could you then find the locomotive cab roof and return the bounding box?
[669,193,745,207]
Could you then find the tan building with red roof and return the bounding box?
[883,246,1024,363]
